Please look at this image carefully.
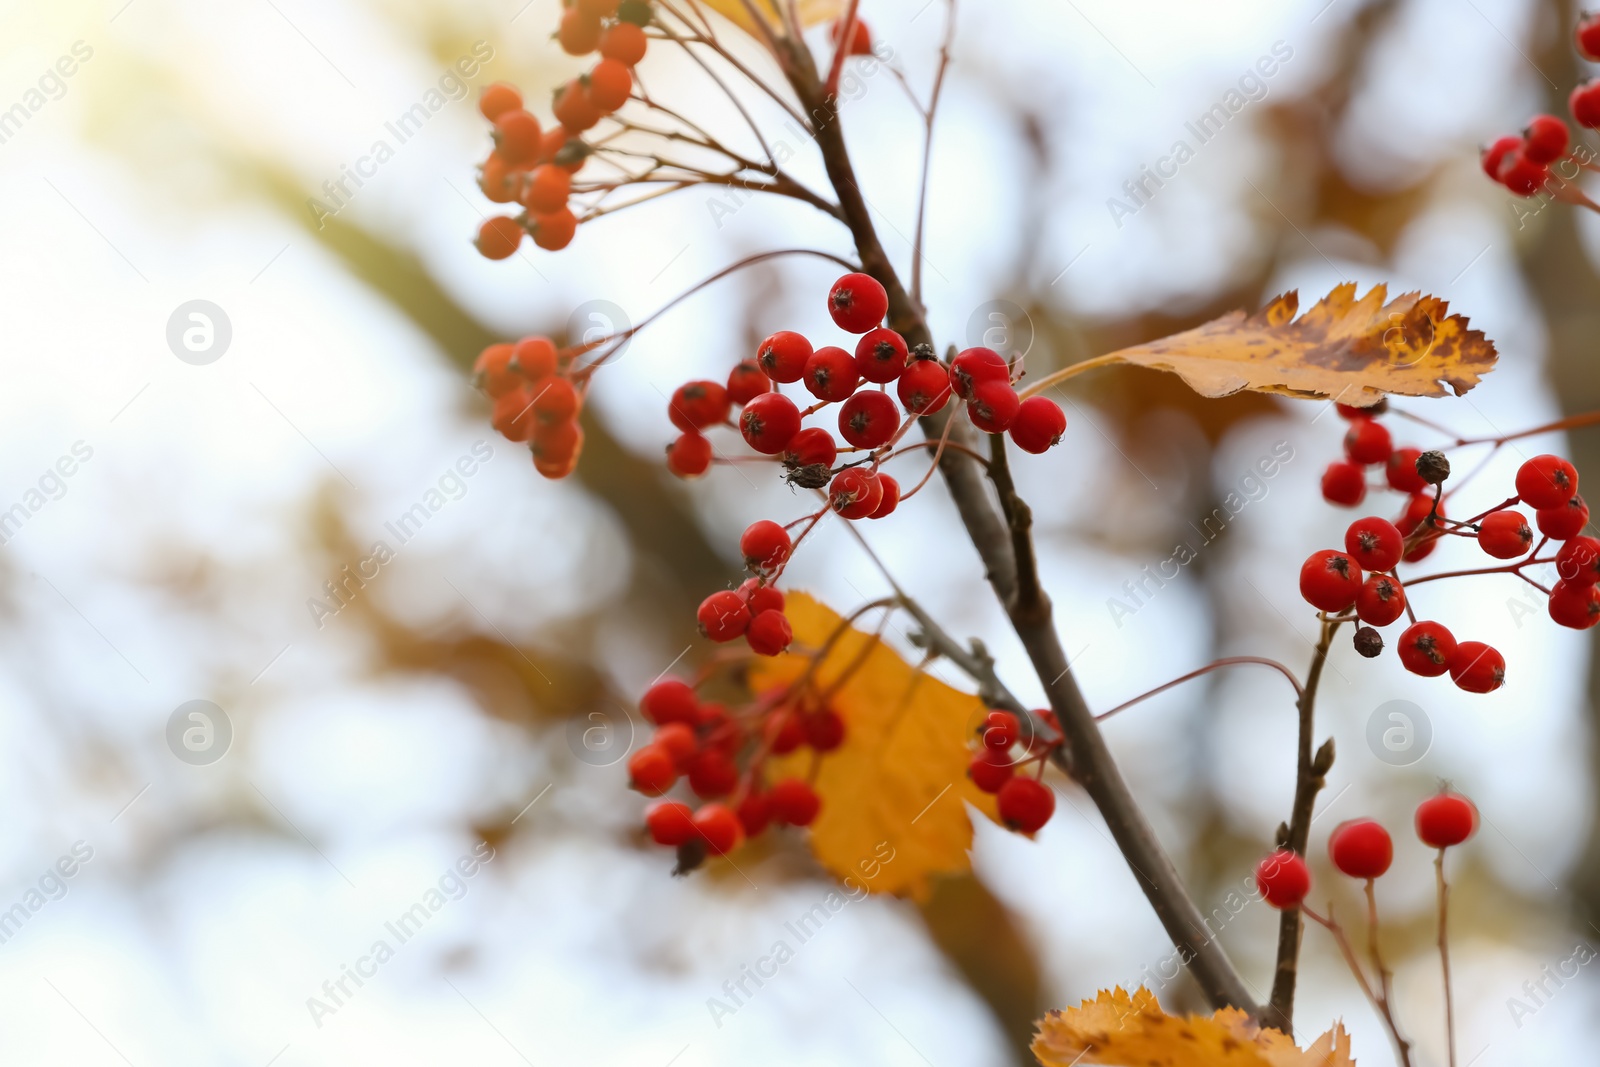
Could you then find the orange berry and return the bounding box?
[587,58,633,113]
[478,82,523,122]
[474,216,524,260]
[522,164,572,214]
[554,80,601,133]
[478,152,521,204]
[599,21,647,65]
[558,8,603,55]
[492,109,542,166]
[531,207,578,251]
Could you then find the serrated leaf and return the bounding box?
[1034,283,1496,408]
[749,593,999,901]
[1032,987,1356,1067]
[696,0,843,35]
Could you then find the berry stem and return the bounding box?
[1012,353,1123,400]
[1300,902,1414,1067]
[1093,656,1304,722]
[1364,879,1415,1067]
[1266,616,1343,1032]
[910,0,956,307]
[1436,848,1458,1067]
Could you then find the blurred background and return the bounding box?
[2,0,1598,1063]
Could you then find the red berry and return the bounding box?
[587,57,633,113]
[628,744,677,795]
[968,379,1021,433]
[829,468,883,519]
[1345,516,1404,572]
[1523,114,1571,164]
[1448,641,1505,693]
[898,359,952,416]
[736,792,772,836]
[868,473,900,519]
[1386,447,1427,494]
[1299,549,1363,613]
[1397,620,1457,677]
[1321,461,1367,506]
[968,751,1014,794]
[1009,396,1067,454]
[1477,510,1533,559]
[492,109,543,165]
[804,707,846,751]
[641,678,698,725]
[757,331,812,383]
[1343,418,1393,465]
[829,16,873,55]
[827,273,889,333]
[1480,135,1523,180]
[803,346,860,402]
[726,360,770,405]
[599,20,648,64]
[491,389,537,442]
[855,328,909,383]
[558,7,603,54]
[949,347,1009,400]
[553,79,601,133]
[740,520,792,575]
[1556,535,1600,585]
[783,427,838,470]
[512,336,559,381]
[530,376,579,424]
[693,803,743,855]
[685,747,737,797]
[646,800,696,846]
[697,590,751,642]
[1255,850,1311,909]
[475,216,524,260]
[996,776,1055,833]
[1537,494,1588,540]
[765,709,804,754]
[653,723,698,770]
[746,609,793,656]
[1549,580,1600,629]
[1498,150,1550,197]
[522,163,571,214]
[667,432,713,478]
[474,343,520,398]
[1415,791,1478,849]
[1516,454,1580,509]
[740,393,802,454]
[983,710,1021,750]
[744,582,784,616]
[1580,12,1600,62]
[838,390,901,449]
[479,82,523,122]
[769,777,822,826]
[1397,493,1443,536]
[1571,78,1600,129]
[1329,819,1394,880]
[1356,575,1406,627]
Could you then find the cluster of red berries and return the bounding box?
[1478,14,1600,197]
[630,675,841,864]
[696,523,795,656]
[665,271,1067,500]
[473,335,586,477]
[965,709,1063,835]
[1311,402,1595,685]
[471,1,655,258]
[1255,789,1479,909]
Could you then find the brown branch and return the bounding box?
[772,33,1259,1015]
[1265,618,1342,1031]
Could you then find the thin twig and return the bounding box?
[1094,657,1304,722]
[911,0,955,306]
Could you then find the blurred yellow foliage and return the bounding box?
[697,0,844,34]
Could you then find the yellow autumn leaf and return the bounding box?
[1032,987,1356,1067]
[695,0,844,35]
[1022,283,1496,408]
[749,593,1000,901]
